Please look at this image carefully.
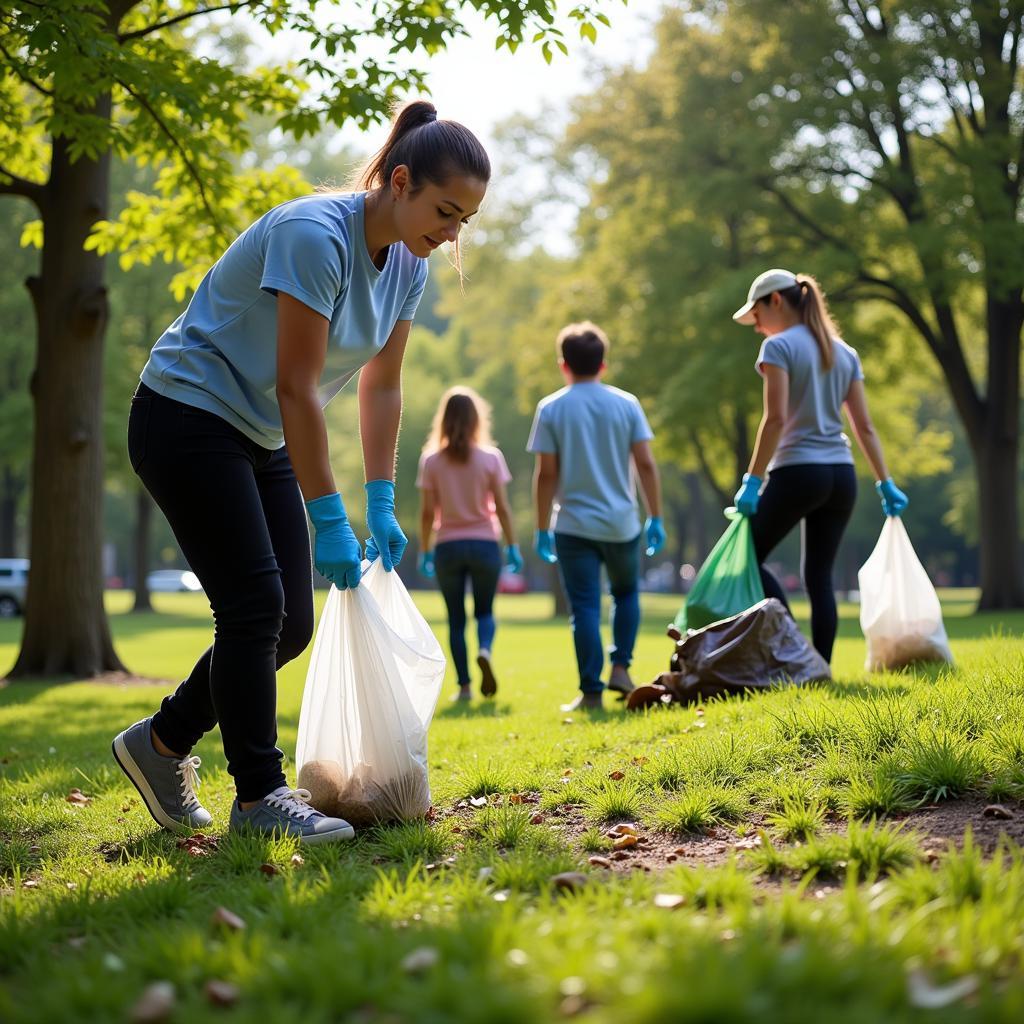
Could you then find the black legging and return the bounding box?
[128,383,313,801]
[748,463,857,663]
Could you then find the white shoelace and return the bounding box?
[265,787,318,822]
[175,755,202,807]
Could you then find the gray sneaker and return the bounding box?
[112,717,213,834]
[229,786,355,844]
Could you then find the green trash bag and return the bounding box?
[675,510,764,632]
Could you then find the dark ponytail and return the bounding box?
[357,99,491,193]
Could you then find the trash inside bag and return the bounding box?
[675,510,764,632]
[295,560,445,825]
[858,517,953,672]
[628,598,830,710]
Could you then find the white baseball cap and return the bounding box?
[732,268,799,324]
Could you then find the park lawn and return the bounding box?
[1,590,1024,1023]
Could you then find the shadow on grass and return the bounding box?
[436,700,512,720]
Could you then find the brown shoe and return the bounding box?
[560,692,603,712]
[607,665,635,699]
[477,651,497,698]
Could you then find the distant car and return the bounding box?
[497,569,527,594]
[0,558,29,618]
[145,569,203,593]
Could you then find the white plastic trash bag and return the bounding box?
[295,559,445,825]
[857,518,953,671]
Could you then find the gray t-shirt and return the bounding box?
[756,324,864,471]
[527,382,654,543]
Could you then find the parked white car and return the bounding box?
[0,558,29,617]
[145,569,203,593]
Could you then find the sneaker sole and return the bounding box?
[230,821,356,844]
[112,733,194,835]
[477,654,497,697]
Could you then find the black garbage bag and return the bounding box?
[627,598,831,710]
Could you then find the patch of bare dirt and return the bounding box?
[435,792,1024,881]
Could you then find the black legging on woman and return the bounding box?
[128,383,313,800]
[748,463,856,662]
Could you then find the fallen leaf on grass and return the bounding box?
[210,906,246,932]
[607,770,625,781]
[982,804,1014,820]
[129,981,176,1024]
[630,756,649,766]
[550,872,588,892]
[530,813,545,825]
[906,969,978,1009]
[204,980,240,1007]
[23,879,38,889]
[612,835,638,850]
[401,947,440,974]
[290,853,304,867]
[66,788,91,807]
[734,835,762,850]
[587,856,612,869]
[610,823,638,837]
[176,833,218,857]
[653,893,686,910]
[259,863,279,877]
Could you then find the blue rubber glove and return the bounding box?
[418,550,436,578]
[733,473,763,517]
[505,544,524,574]
[644,516,666,557]
[364,480,407,571]
[305,493,362,590]
[534,529,558,564]
[876,478,909,517]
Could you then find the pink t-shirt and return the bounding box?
[416,445,512,544]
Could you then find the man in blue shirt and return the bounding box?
[528,322,665,711]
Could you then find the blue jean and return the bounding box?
[434,539,502,687]
[554,532,641,695]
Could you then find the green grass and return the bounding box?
[2,590,1024,1021]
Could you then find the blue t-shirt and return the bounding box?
[756,324,864,471]
[141,192,428,448]
[527,382,654,543]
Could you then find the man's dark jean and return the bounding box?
[434,538,502,687]
[554,532,641,695]
[128,383,313,800]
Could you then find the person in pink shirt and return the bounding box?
[417,387,523,701]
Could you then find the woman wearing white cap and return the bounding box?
[731,268,907,662]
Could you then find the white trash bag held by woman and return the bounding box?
[858,517,952,671]
[296,560,445,824]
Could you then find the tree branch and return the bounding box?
[118,2,259,42]
[0,37,53,97]
[0,165,45,208]
[759,182,857,256]
[687,427,730,507]
[113,76,222,231]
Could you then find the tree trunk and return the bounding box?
[132,487,153,613]
[0,466,23,557]
[686,472,709,563]
[975,299,1024,609]
[8,102,126,678]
